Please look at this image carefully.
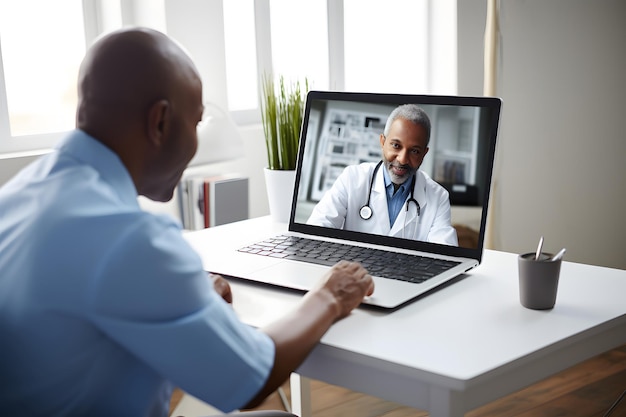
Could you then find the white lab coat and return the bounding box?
[307,162,458,245]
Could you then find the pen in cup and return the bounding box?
[535,236,544,260]
[551,248,567,262]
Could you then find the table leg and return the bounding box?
[289,373,311,417]
[428,386,465,417]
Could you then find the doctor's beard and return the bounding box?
[383,159,417,186]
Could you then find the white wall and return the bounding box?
[458,0,626,269]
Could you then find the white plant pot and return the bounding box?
[263,168,296,224]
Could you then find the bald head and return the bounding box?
[77,27,198,132]
[76,28,204,202]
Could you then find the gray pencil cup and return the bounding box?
[518,252,562,310]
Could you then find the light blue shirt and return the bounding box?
[382,166,412,227]
[0,130,274,417]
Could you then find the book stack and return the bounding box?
[178,174,249,230]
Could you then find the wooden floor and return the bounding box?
[171,344,626,416]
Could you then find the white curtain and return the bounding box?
[483,0,499,249]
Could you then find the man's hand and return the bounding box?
[209,273,232,304]
[313,260,375,321]
[244,260,374,409]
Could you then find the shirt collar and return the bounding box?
[55,130,139,208]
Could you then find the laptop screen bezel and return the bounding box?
[288,90,502,264]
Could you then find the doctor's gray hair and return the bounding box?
[383,104,431,146]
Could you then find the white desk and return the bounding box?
[184,216,626,417]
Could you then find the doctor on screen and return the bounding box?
[307,104,458,246]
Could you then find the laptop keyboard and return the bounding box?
[238,235,460,284]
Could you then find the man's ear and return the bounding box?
[379,133,386,147]
[147,99,170,147]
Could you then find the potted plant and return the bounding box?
[260,74,308,222]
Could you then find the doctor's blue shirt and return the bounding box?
[382,166,412,227]
[0,130,274,417]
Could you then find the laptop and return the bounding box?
[211,91,501,309]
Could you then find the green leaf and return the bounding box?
[260,73,308,170]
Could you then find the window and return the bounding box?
[267,0,329,90]
[223,0,328,117]
[344,0,429,93]
[223,0,258,111]
[0,0,86,152]
[223,0,455,121]
[0,0,456,154]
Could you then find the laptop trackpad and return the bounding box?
[248,261,328,292]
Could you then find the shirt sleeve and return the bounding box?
[87,213,274,412]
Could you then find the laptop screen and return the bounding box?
[290,91,501,262]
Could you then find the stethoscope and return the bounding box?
[359,161,421,226]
